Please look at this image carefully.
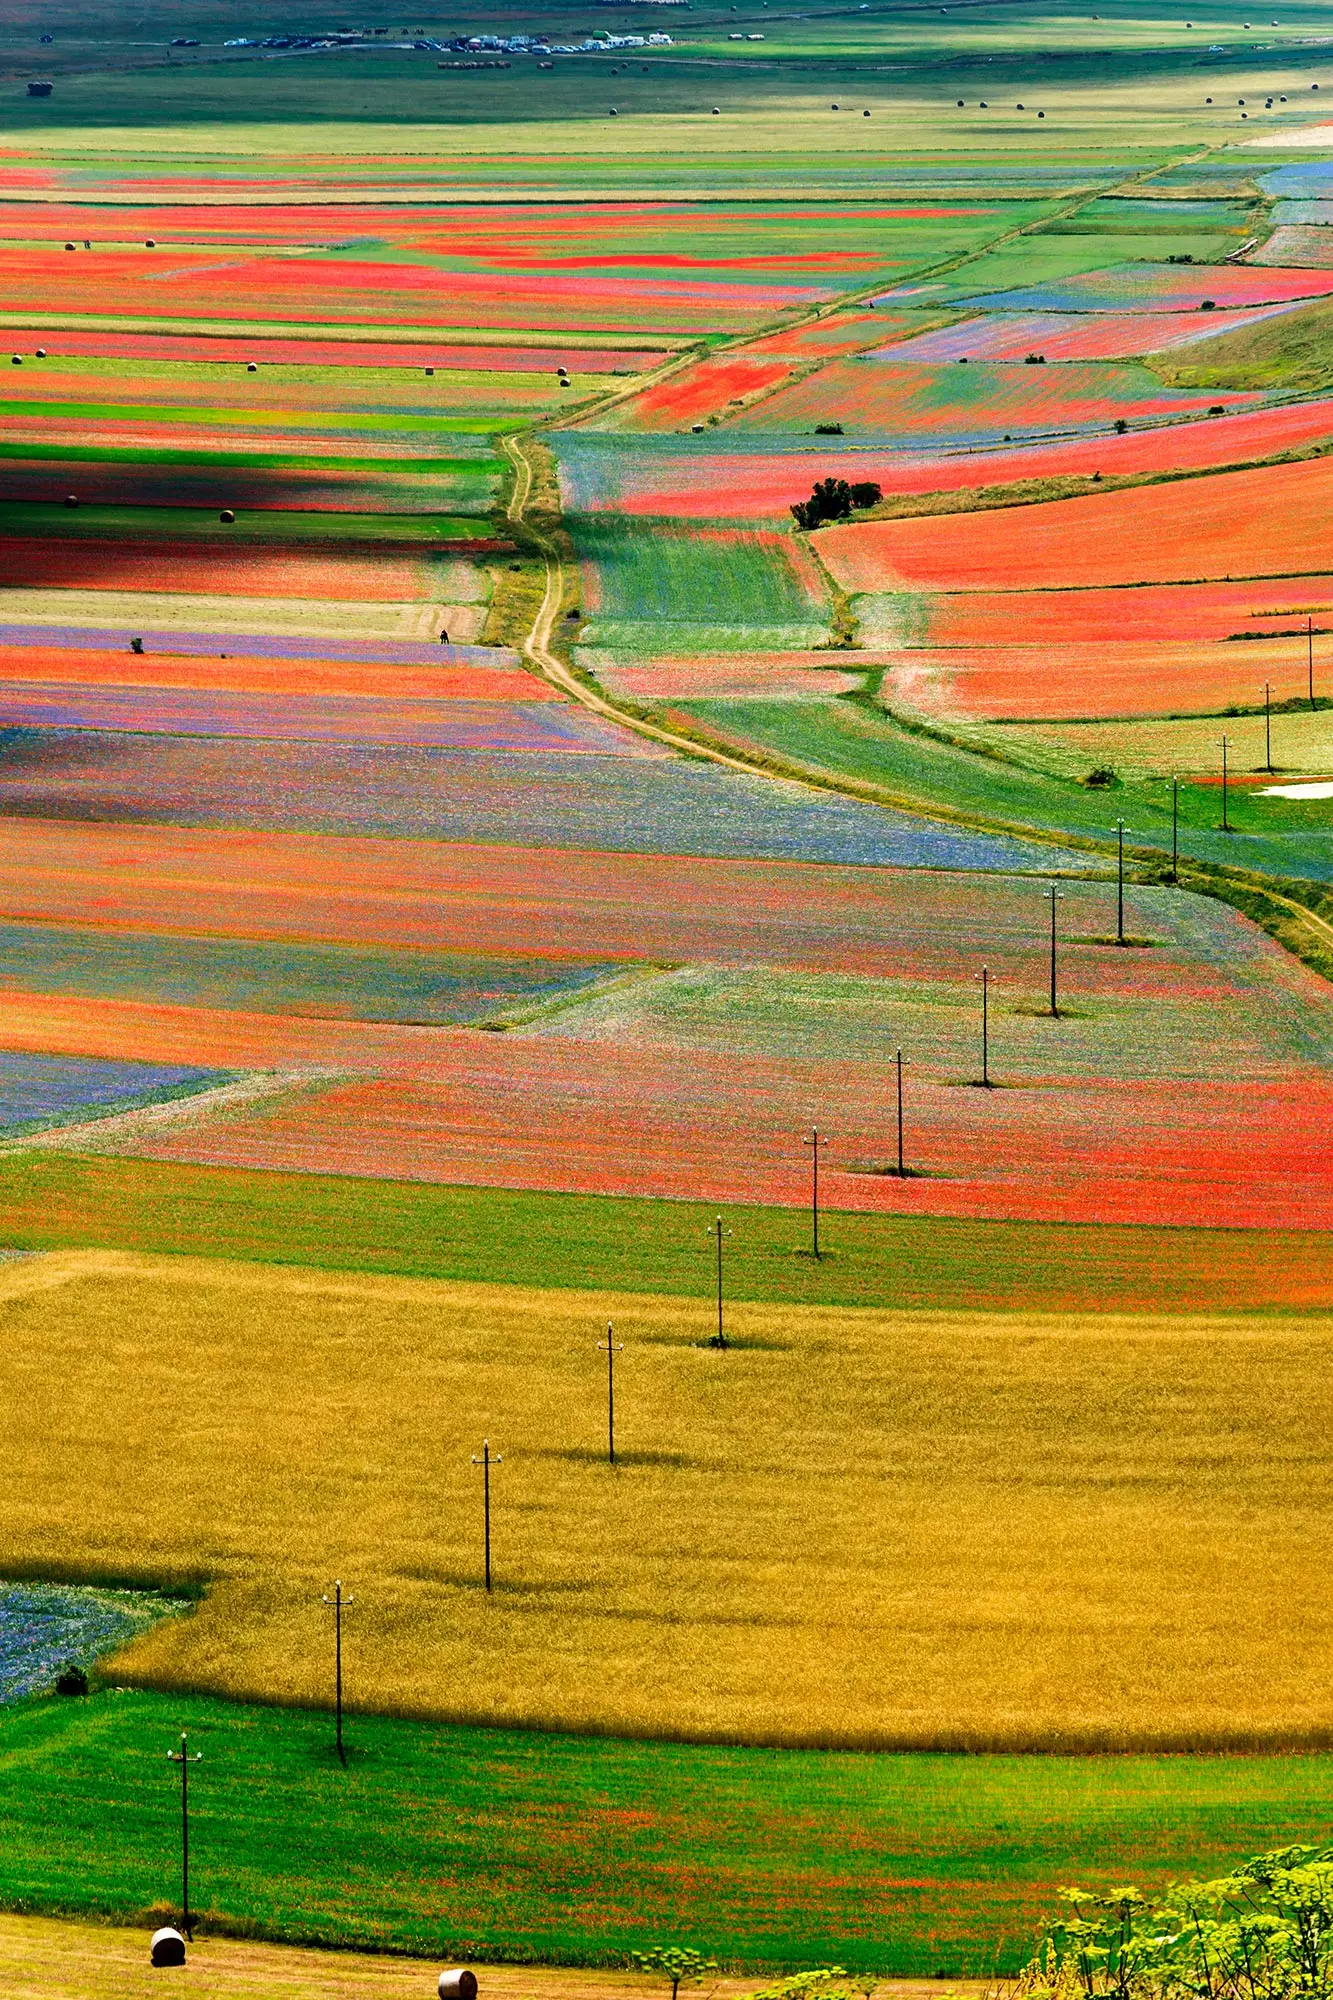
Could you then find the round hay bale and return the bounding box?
[35,347,45,357]
[145,238,155,246]
[425,366,434,375]
[64,242,74,251]
[247,361,258,372]
[438,1972,478,2000]
[64,494,78,508]
[219,509,236,524]
[10,355,20,366]
[150,1929,187,1968]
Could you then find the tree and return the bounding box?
[791,477,880,531]
[631,1945,718,2000]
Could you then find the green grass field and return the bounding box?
[3,1687,1333,1972]
[2,1152,1332,1313]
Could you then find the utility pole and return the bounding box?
[1170,774,1178,884]
[1220,733,1230,832]
[1116,818,1126,944]
[1045,883,1064,1016]
[321,1581,352,1765]
[895,1048,906,1178]
[597,1323,622,1466]
[471,1442,502,1591]
[803,1127,826,1259]
[975,966,993,1087]
[706,1215,732,1348]
[166,1733,202,1939]
[1310,614,1316,712]
[1263,681,1273,774]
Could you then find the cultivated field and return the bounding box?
[7,1250,1333,1749]
[5,0,1333,1970]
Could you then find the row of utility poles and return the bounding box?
[154,797,1218,1932]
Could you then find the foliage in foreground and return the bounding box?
[1021,1848,1333,2000]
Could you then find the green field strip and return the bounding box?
[0,1154,1328,1314]
[0,501,499,544]
[0,401,529,435]
[0,1689,1330,1972]
[0,442,501,476]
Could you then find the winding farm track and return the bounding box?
[501,435,1333,980]
[502,431,820,781]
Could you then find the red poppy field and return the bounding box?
[884,640,1312,723]
[820,455,1333,594]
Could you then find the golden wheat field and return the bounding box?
[5,1250,1333,1751]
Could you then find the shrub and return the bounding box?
[55,1665,89,1696]
[1085,766,1118,787]
[1018,1846,1333,2000]
[631,1946,718,2000]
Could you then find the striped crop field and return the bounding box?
[725,358,1251,438]
[0,326,673,373]
[915,575,1333,648]
[99,1056,1333,1233]
[818,455,1333,592]
[1252,225,1333,266]
[882,640,1319,724]
[552,393,1333,519]
[0,686,649,752]
[0,644,541,702]
[587,652,868,701]
[589,354,795,432]
[576,519,831,652]
[877,303,1302,362]
[939,261,1333,313]
[0,807,1327,1230]
[0,727,1053,868]
[0,537,470,601]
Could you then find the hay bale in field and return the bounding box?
[438,1972,477,2000]
[27,80,53,96]
[219,510,235,524]
[149,1929,186,1968]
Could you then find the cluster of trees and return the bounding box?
[790,476,882,530]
